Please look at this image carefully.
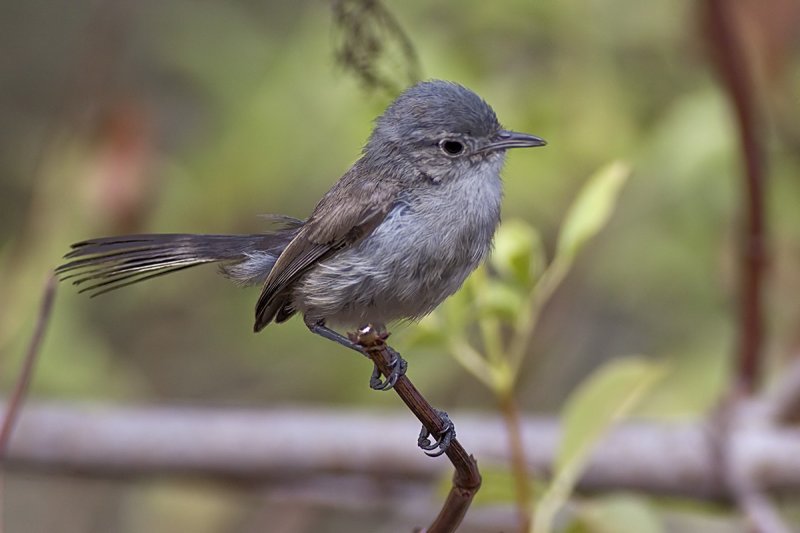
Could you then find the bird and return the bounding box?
[57,80,546,453]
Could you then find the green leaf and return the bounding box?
[532,356,667,533]
[576,494,664,533]
[400,313,448,349]
[556,161,630,263]
[446,466,547,508]
[478,279,525,321]
[439,267,481,331]
[459,467,520,506]
[491,219,546,288]
[557,357,665,470]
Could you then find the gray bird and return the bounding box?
[58,80,545,452]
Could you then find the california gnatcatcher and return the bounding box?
[58,80,545,447]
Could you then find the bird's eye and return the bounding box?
[439,139,465,156]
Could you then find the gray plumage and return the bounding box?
[57,80,546,334]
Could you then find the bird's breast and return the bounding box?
[294,164,503,326]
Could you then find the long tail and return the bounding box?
[57,226,299,297]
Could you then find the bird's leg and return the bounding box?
[417,409,456,457]
[303,319,407,391]
[353,323,407,391]
[304,317,366,355]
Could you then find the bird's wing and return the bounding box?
[253,168,400,331]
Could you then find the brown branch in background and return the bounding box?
[0,276,56,533]
[498,392,532,532]
[0,276,56,457]
[703,0,768,395]
[354,327,481,533]
[7,404,800,498]
[331,0,421,95]
[767,357,800,424]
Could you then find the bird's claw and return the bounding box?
[418,410,455,457]
[369,350,408,391]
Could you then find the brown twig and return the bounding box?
[0,275,56,533]
[703,0,768,395]
[354,326,481,533]
[498,391,532,532]
[0,275,56,457]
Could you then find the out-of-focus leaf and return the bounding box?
[478,279,525,320]
[491,219,546,288]
[454,467,517,506]
[556,162,630,263]
[633,339,728,419]
[400,313,448,349]
[576,494,664,533]
[557,357,665,470]
[578,494,664,533]
[438,267,480,332]
[443,467,545,507]
[563,520,591,533]
[532,356,666,533]
[126,480,242,533]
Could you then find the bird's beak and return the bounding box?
[482,130,547,152]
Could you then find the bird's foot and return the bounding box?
[418,410,456,457]
[369,350,408,391]
[349,324,407,391]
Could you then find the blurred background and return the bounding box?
[1,0,799,532]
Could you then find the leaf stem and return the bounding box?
[448,339,496,389]
[509,259,571,379]
[499,389,533,532]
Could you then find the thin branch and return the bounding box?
[509,258,569,379]
[0,275,57,456]
[498,391,532,532]
[703,0,768,395]
[353,326,481,533]
[0,275,57,533]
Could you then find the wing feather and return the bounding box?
[253,165,399,331]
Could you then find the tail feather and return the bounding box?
[58,229,299,297]
[60,251,204,281]
[75,264,201,296]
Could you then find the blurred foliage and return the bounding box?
[1,0,799,532]
[534,357,666,533]
[410,162,635,531]
[331,0,421,93]
[568,494,664,533]
[408,162,630,391]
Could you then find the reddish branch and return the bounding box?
[0,276,56,457]
[354,327,481,533]
[0,276,56,533]
[498,392,532,531]
[703,0,768,395]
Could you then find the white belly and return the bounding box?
[295,160,504,327]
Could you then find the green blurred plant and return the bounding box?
[534,357,666,533]
[408,161,633,530]
[565,493,664,533]
[413,161,631,390]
